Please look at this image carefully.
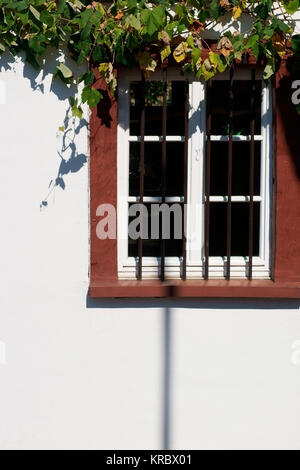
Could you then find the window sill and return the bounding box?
[89,280,300,299]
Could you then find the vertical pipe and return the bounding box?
[204,80,212,280]
[248,68,256,280]
[182,80,189,280]
[137,74,146,280]
[226,66,234,280]
[161,70,167,281]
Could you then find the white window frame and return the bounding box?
[117,67,272,280]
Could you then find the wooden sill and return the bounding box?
[89,280,300,299]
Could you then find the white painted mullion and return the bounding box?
[210,135,263,142]
[259,81,271,269]
[117,75,130,271]
[259,84,266,261]
[208,196,263,202]
[187,79,205,267]
[129,136,185,142]
[128,196,184,203]
[263,82,272,273]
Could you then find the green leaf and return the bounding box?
[18,11,29,25]
[201,59,216,81]
[291,35,300,54]
[71,105,83,119]
[254,3,271,21]
[210,0,221,19]
[69,96,76,107]
[246,34,260,60]
[81,86,103,108]
[29,35,46,55]
[173,41,187,63]
[128,0,137,9]
[175,3,184,18]
[0,42,5,52]
[187,35,194,48]
[67,0,85,11]
[79,9,93,28]
[125,14,141,30]
[191,47,201,68]
[92,45,106,62]
[58,0,67,14]
[8,0,27,11]
[29,5,41,22]
[56,63,73,79]
[126,32,139,52]
[160,45,171,63]
[40,10,54,27]
[137,52,157,77]
[80,23,92,41]
[263,61,275,80]
[77,71,94,86]
[209,52,227,73]
[272,18,290,33]
[141,6,165,36]
[283,0,300,15]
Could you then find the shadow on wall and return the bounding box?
[0,50,89,208]
[0,48,80,100]
[86,296,300,449]
[40,112,89,209]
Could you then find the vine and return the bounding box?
[0,0,300,118]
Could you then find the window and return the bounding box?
[117,68,272,281]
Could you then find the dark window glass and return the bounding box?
[130,81,185,136]
[209,202,260,257]
[129,142,184,197]
[128,203,183,257]
[208,80,262,135]
[210,142,261,196]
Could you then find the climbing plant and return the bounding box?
[0,0,300,117]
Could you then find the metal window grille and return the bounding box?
[204,67,261,280]
[119,67,272,281]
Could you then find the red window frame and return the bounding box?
[89,61,300,298]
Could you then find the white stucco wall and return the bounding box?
[0,49,300,450]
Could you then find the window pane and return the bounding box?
[128,203,183,257]
[208,80,262,135]
[129,142,184,197]
[167,81,186,135]
[210,142,261,196]
[130,81,185,135]
[209,202,260,257]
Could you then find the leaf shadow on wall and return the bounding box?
[40,110,89,209]
[0,48,80,99]
[0,50,89,208]
[23,48,80,100]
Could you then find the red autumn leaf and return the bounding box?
[115,10,124,20]
[189,20,205,33]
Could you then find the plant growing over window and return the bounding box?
[0,1,299,116]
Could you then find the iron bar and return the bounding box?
[137,74,146,280]
[248,68,256,279]
[161,70,167,281]
[226,66,234,280]
[204,80,212,280]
